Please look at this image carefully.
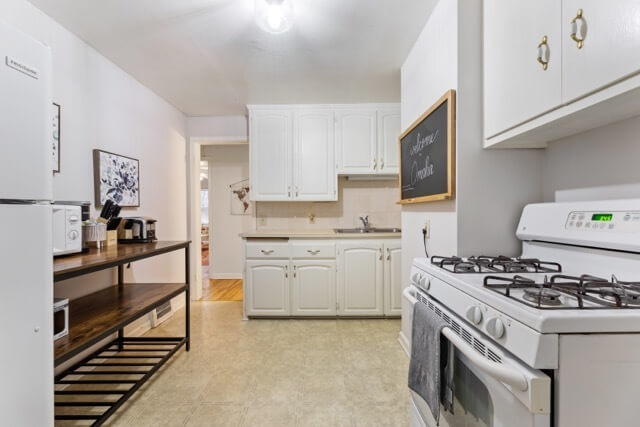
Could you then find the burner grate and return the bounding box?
[484,274,640,309]
[431,255,562,274]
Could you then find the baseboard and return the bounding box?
[208,273,242,279]
[125,294,186,337]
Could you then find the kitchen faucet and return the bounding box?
[359,215,370,229]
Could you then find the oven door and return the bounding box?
[406,287,551,427]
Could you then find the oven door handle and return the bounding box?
[442,327,529,392]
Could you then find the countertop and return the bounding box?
[240,229,401,239]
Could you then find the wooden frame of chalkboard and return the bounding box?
[397,90,456,204]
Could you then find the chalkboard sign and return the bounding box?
[398,90,455,204]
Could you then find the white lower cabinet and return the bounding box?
[291,260,336,316]
[245,260,290,316]
[337,242,384,316]
[244,238,400,317]
[384,241,403,316]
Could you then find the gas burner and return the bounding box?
[484,274,640,309]
[522,288,563,306]
[431,256,490,273]
[431,255,562,274]
[453,262,478,273]
[599,288,640,306]
[491,257,562,273]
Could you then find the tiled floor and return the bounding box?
[97,301,410,426]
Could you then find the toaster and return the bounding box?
[120,217,157,241]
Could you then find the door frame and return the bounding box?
[187,136,247,301]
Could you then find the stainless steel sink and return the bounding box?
[334,227,401,234]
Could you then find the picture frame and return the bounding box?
[52,103,60,173]
[93,149,140,207]
[230,179,252,215]
[398,89,456,204]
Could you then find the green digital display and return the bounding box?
[591,213,613,222]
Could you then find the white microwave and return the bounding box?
[53,204,82,256]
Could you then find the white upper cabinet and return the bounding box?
[562,0,640,102]
[293,110,336,201]
[377,109,401,174]
[485,0,640,148]
[249,110,292,200]
[484,0,562,139]
[250,104,399,200]
[335,109,377,174]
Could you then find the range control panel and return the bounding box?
[565,211,640,232]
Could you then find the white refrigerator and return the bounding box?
[0,20,54,426]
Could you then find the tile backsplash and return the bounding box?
[255,177,401,229]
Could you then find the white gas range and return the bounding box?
[402,199,640,427]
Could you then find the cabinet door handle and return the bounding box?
[307,249,321,255]
[295,186,299,197]
[293,265,297,278]
[380,158,384,169]
[288,186,291,198]
[537,35,550,70]
[570,9,586,49]
[373,158,377,170]
[285,264,288,278]
[261,249,274,255]
[379,248,383,260]
[386,248,391,260]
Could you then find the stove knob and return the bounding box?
[486,317,505,339]
[411,273,419,284]
[419,275,430,290]
[466,306,483,325]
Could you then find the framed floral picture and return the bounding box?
[93,149,140,207]
[52,103,60,173]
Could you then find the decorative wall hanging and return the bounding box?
[93,149,140,207]
[230,179,251,215]
[398,89,456,204]
[52,103,60,173]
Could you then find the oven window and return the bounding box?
[440,354,493,427]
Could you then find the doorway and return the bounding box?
[200,161,210,279]
[191,139,250,303]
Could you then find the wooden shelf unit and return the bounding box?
[53,241,190,426]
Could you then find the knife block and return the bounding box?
[105,230,118,247]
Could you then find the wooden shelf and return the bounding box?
[54,241,190,282]
[54,283,186,366]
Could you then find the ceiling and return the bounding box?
[28,0,436,116]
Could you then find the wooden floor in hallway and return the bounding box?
[202,279,243,301]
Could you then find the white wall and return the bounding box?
[202,145,253,278]
[454,1,543,256]
[1,0,188,297]
[188,115,247,140]
[400,0,459,281]
[543,116,640,201]
[400,0,544,281]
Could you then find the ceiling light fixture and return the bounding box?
[255,0,294,34]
